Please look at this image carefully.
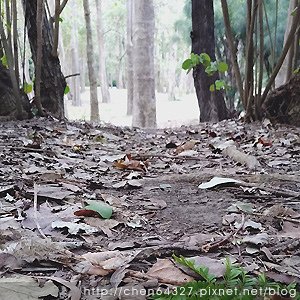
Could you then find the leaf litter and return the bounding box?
[0,118,299,298]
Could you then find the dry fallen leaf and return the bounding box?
[147,258,194,285]
[175,140,197,155]
[80,250,141,275]
[113,154,147,172]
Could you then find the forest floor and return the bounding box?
[0,118,299,299]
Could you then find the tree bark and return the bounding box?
[132,0,156,128]
[117,36,125,89]
[23,0,66,119]
[275,0,298,87]
[95,0,110,103]
[35,0,45,116]
[70,20,81,106]
[191,0,228,122]
[167,44,177,101]
[0,64,31,119]
[83,0,99,122]
[126,0,134,115]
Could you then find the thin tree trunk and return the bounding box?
[244,0,258,119]
[132,0,156,128]
[167,45,177,101]
[12,0,19,86]
[35,0,45,116]
[275,0,298,87]
[117,36,125,89]
[70,22,81,106]
[79,57,86,93]
[221,0,244,107]
[52,0,60,57]
[83,0,99,122]
[255,0,264,119]
[191,0,227,122]
[126,0,134,114]
[95,0,110,103]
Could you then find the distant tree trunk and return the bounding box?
[95,0,110,103]
[117,36,125,89]
[126,0,134,115]
[275,0,298,87]
[191,0,228,122]
[167,44,177,101]
[132,0,156,128]
[23,0,66,119]
[70,23,81,106]
[79,57,86,93]
[83,0,99,122]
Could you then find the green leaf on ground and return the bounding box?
[78,200,113,219]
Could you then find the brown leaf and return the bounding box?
[147,258,194,285]
[175,140,196,155]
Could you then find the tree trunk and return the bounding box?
[132,0,156,128]
[79,57,86,93]
[70,21,81,106]
[83,0,99,122]
[95,0,110,103]
[275,0,298,87]
[192,0,228,122]
[126,0,134,115]
[23,0,66,119]
[0,64,31,119]
[117,36,125,89]
[167,44,177,101]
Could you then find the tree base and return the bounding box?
[263,74,300,126]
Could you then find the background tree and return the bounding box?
[95,0,110,103]
[191,0,228,122]
[132,0,156,128]
[70,2,81,106]
[126,0,133,115]
[275,0,298,87]
[83,0,100,121]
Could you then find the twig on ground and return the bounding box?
[202,214,245,252]
[33,182,48,239]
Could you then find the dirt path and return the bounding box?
[0,119,299,299]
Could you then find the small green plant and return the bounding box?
[182,52,228,92]
[151,256,299,300]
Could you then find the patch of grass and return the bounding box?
[151,256,299,300]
